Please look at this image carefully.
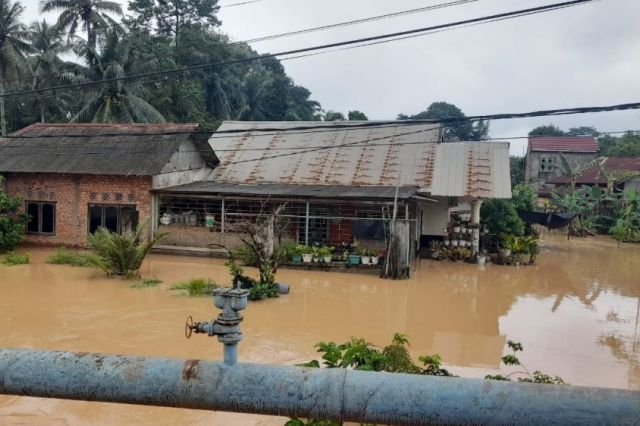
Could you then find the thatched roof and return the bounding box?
[0,123,217,176]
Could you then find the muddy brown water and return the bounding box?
[1,235,639,425]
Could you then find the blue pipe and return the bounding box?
[0,348,639,425]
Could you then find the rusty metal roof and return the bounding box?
[528,136,599,153]
[207,121,511,199]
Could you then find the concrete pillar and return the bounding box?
[471,199,483,254]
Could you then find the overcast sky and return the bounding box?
[19,0,640,155]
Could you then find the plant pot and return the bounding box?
[453,226,461,233]
[292,254,303,263]
[444,240,450,246]
[451,240,459,247]
[160,213,172,226]
[277,283,290,295]
[302,253,313,263]
[313,257,319,263]
[371,256,379,265]
[431,252,440,259]
[477,255,487,265]
[323,255,332,263]
[361,256,371,265]
[501,249,511,257]
[348,255,361,265]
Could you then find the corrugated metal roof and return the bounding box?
[0,123,216,176]
[207,121,511,199]
[529,136,599,153]
[155,182,419,200]
[548,157,640,185]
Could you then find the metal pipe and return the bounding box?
[1,348,639,425]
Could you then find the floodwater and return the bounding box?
[1,235,639,425]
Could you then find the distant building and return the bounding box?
[547,157,640,193]
[525,136,599,195]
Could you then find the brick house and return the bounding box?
[524,136,599,195]
[0,123,217,246]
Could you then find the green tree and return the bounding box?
[602,132,640,157]
[127,0,220,51]
[510,156,524,186]
[0,0,30,136]
[511,183,537,211]
[0,176,26,251]
[567,126,599,137]
[71,30,165,123]
[348,110,368,121]
[41,0,123,49]
[403,102,489,141]
[324,110,345,121]
[529,124,565,137]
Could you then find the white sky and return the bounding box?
[19,0,640,155]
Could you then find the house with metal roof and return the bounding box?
[154,121,511,258]
[0,121,511,260]
[0,123,216,246]
[524,136,599,194]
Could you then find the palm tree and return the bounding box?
[0,0,30,135]
[236,71,270,121]
[71,30,165,123]
[40,0,122,49]
[26,20,72,122]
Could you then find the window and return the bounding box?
[26,202,56,235]
[88,204,139,234]
[539,157,554,173]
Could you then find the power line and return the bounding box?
[240,0,478,44]
[1,0,597,100]
[2,101,639,140]
[1,0,479,87]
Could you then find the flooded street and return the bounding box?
[1,234,639,425]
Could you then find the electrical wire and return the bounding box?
[0,0,597,99]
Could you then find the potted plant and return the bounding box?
[317,246,334,263]
[359,247,372,265]
[371,250,381,265]
[287,244,304,263]
[453,224,461,233]
[301,245,313,263]
[347,251,361,265]
[477,250,488,265]
[451,240,459,247]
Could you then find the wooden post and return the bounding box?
[221,197,225,234]
[305,200,310,246]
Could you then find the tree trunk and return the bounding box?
[87,19,95,50]
[0,67,6,136]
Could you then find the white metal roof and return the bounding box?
[208,121,511,199]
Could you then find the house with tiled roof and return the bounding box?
[524,136,599,194]
[547,157,640,193]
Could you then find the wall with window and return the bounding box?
[525,151,597,192]
[5,173,152,246]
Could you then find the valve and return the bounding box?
[184,287,249,366]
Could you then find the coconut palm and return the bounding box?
[40,0,122,49]
[0,0,30,135]
[236,70,270,121]
[26,20,74,122]
[71,30,165,123]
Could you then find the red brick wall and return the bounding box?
[5,173,152,247]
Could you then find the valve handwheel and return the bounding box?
[185,315,194,339]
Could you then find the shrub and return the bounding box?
[47,247,92,267]
[481,199,525,236]
[231,245,258,266]
[0,179,26,252]
[171,278,217,296]
[1,251,29,266]
[86,223,166,278]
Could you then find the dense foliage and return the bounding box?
[0,178,26,251]
[481,198,525,237]
[0,0,324,133]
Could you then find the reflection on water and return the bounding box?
[0,234,639,424]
